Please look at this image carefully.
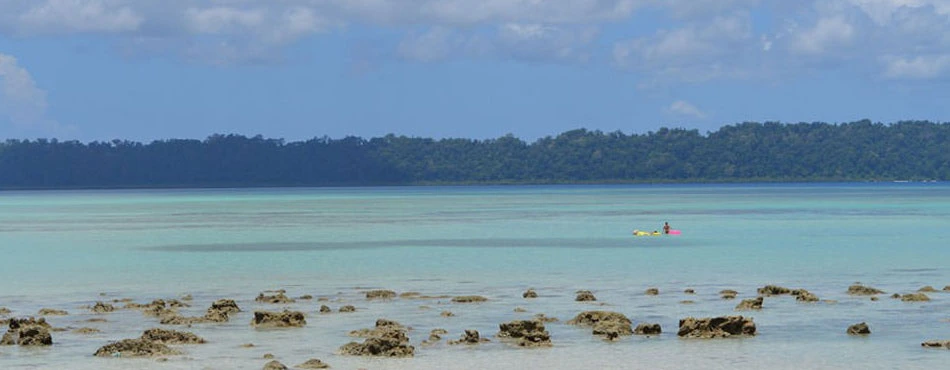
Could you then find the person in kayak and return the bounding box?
[663,222,671,234]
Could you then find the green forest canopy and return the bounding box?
[1,120,948,189]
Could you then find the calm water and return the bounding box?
[1,184,948,369]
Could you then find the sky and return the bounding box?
[0,0,949,142]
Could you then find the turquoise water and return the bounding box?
[1,184,948,369]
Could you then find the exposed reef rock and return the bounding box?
[847,322,870,335]
[848,284,884,295]
[339,319,414,357]
[678,316,756,338]
[497,320,552,347]
[735,297,764,311]
[365,290,397,300]
[94,339,179,357]
[575,290,597,302]
[451,296,487,303]
[634,323,662,335]
[251,311,306,328]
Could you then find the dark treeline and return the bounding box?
[1,120,949,189]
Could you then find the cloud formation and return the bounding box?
[0,0,948,80]
[0,52,72,136]
[666,100,707,119]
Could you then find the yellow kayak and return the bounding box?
[633,231,662,236]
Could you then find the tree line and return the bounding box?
[1,120,948,189]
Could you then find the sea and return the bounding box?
[0,183,948,369]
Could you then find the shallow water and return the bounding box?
[1,184,949,369]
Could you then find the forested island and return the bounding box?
[1,120,948,189]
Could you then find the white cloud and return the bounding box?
[17,0,143,34]
[0,53,73,136]
[883,54,950,79]
[613,13,757,83]
[666,100,707,119]
[789,17,855,55]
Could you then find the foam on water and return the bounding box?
[1,184,949,369]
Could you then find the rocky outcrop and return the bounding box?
[298,295,313,300]
[91,302,115,313]
[792,289,820,302]
[296,358,331,368]
[684,289,695,294]
[678,316,756,338]
[451,296,488,303]
[448,329,489,345]
[209,299,241,315]
[523,289,538,298]
[497,320,552,347]
[921,340,950,349]
[365,290,397,300]
[534,314,558,323]
[339,305,356,313]
[848,284,884,295]
[256,292,295,304]
[263,360,288,370]
[339,319,414,357]
[735,297,764,311]
[757,285,791,296]
[918,286,938,292]
[319,305,332,313]
[847,322,870,335]
[1,317,52,346]
[901,293,930,302]
[634,323,662,335]
[440,311,455,317]
[37,308,68,316]
[944,285,950,291]
[575,290,597,302]
[94,338,180,357]
[141,328,206,344]
[251,311,306,328]
[0,307,11,316]
[720,290,738,299]
[645,288,659,296]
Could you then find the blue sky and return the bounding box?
[1,0,949,142]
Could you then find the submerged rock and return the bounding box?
[74,327,101,334]
[497,320,552,347]
[720,290,738,299]
[678,316,756,338]
[263,360,288,370]
[901,293,930,302]
[848,284,884,295]
[319,305,332,313]
[440,311,455,317]
[735,297,763,311]
[141,328,206,344]
[534,314,559,323]
[251,311,306,328]
[256,292,295,304]
[94,338,179,357]
[523,289,538,298]
[757,285,791,296]
[0,307,11,316]
[918,286,938,292]
[298,295,314,300]
[448,329,489,345]
[684,289,696,294]
[340,319,414,357]
[634,323,662,335]
[921,340,950,349]
[91,302,115,313]
[451,295,488,303]
[575,290,597,302]
[37,308,68,316]
[296,358,331,368]
[365,290,397,300]
[645,288,659,296]
[847,322,870,335]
